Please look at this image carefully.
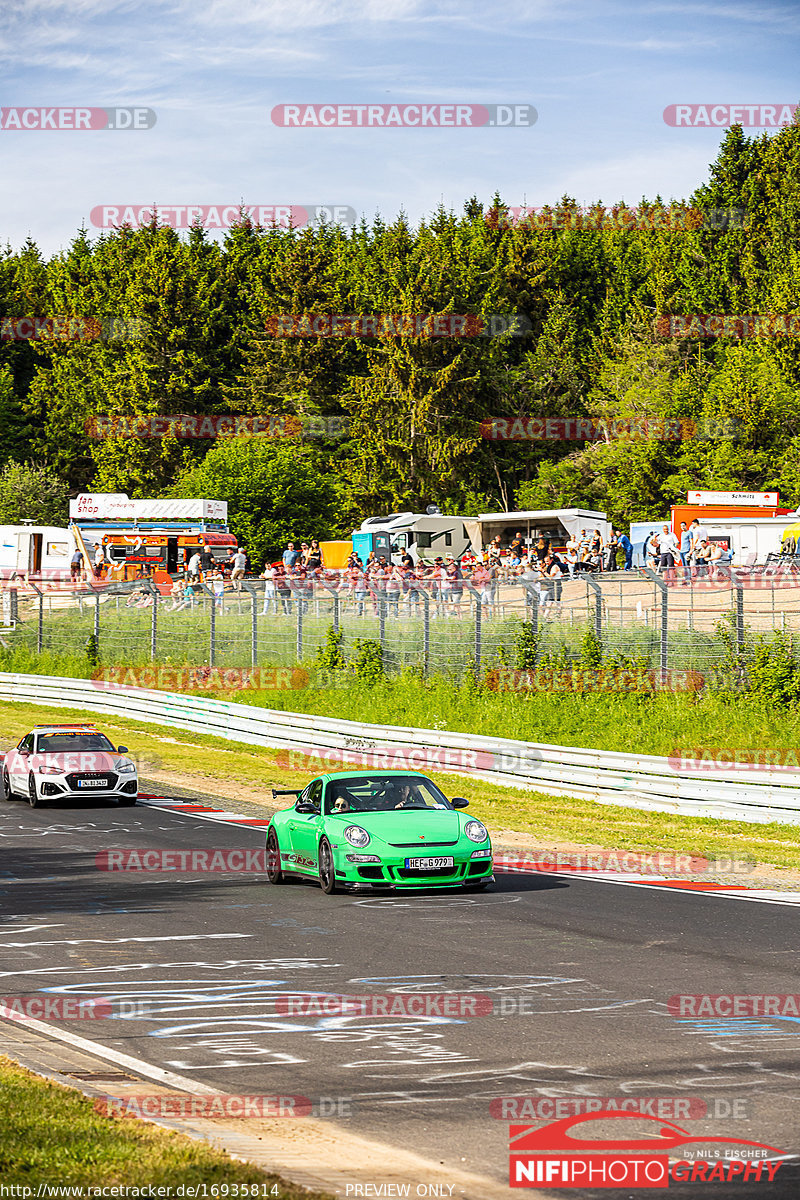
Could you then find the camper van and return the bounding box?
[0,525,75,580]
[353,513,472,565]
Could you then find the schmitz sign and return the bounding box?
[686,490,779,506]
[69,493,227,521]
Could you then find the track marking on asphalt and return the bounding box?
[136,795,800,906]
[0,1003,224,1093]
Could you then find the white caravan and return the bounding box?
[0,525,76,580]
[353,513,472,565]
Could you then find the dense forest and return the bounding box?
[2,123,800,561]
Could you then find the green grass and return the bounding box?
[1,697,799,870]
[0,1057,333,1195]
[227,674,800,759]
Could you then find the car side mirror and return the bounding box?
[117,746,129,754]
[295,801,318,815]
[451,797,469,808]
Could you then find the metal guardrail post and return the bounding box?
[29,582,43,651]
[151,589,157,660]
[422,593,430,675]
[529,589,539,645]
[296,602,303,662]
[241,582,258,668]
[641,566,668,681]
[320,584,341,635]
[474,597,482,675]
[209,589,216,666]
[718,564,745,653]
[583,574,603,649]
[94,594,100,655]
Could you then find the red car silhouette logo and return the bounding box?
[510,1110,785,1156]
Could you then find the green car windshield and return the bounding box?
[325,774,452,815]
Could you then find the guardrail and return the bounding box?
[1,671,800,826]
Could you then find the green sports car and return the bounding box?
[265,770,493,894]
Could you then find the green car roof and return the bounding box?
[316,769,435,783]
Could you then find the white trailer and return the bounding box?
[697,513,800,566]
[0,525,76,580]
[473,508,611,553]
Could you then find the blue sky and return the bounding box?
[1,0,798,254]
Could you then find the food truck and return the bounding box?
[69,493,235,587]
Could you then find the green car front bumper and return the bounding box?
[333,845,494,889]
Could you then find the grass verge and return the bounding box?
[0,698,798,871]
[0,1057,332,1195]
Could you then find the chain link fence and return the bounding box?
[3,564,800,683]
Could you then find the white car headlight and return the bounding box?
[37,765,63,776]
[464,820,488,843]
[115,760,137,774]
[343,825,370,847]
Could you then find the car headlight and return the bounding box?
[464,820,488,843]
[115,761,137,774]
[346,854,380,863]
[37,765,63,776]
[343,825,370,847]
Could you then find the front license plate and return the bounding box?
[78,779,108,788]
[405,856,454,870]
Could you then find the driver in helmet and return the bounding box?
[391,779,425,808]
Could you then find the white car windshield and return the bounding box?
[325,774,451,814]
[36,733,115,754]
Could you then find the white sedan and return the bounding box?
[2,724,138,808]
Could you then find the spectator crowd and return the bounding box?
[258,528,638,619]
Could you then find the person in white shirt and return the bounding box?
[261,564,276,615]
[690,519,708,557]
[92,545,106,580]
[187,551,201,580]
[231,547,247,591]
[659,524,679,581]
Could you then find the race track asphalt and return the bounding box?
[1,785,798,1198]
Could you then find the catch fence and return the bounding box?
[3,564,800,683]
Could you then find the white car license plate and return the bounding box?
[405,856,454,870]
[78,779,108,788]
